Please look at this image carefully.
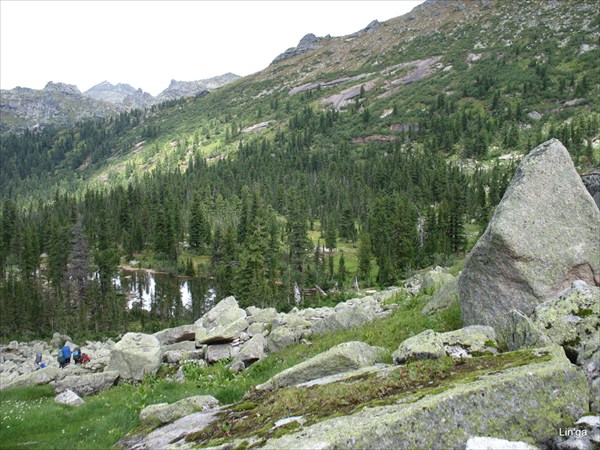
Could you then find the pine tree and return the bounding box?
[357,231,372,285]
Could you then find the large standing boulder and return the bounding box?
[107,333,163,381]
[459,139,600,339]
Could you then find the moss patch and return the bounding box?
[186,349,551,446]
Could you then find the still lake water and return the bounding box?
[116,268,217,318]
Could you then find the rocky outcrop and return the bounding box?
[459,139,600,339]
[257,341,386,390]
[261,347,588,449]
[107,333,163,381]
[117,409,222,450]
[272,33,321,64]
[154,73,240,104]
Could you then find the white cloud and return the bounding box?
[1,1,423,96]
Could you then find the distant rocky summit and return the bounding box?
[1,73,240,134]
[154,73,240,104]
[272,33,323,64]
[0,81,119,133]
[84,81,154,109]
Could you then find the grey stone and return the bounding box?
[153,324,196,345]
[504,310,552,351]
[205,344,233,363]
[236,334,266,365]
[311,304,377,335]
[581,169,600,210]
[196,318,249,345]
[139,395,220,423]
[53,371,119,397]
[459,139,600,340]
[531,282,600,411]
[163,349,204,365]
[1,365,86,390]
[107,333,163,381]
[257,341,386,390]
[421,267,454,291]
[422,277,459,315]
[118,409,222,449]
[439,325,497,354]
[54,389,85,407]
[197,296,247,330]
[392,329,446,364]
[266,325,309,353]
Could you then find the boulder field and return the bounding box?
[3,138,598,449]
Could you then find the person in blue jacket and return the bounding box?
[58,345,71,369]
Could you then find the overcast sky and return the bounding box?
[1,1,424,96]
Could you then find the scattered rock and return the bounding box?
[55,389,85,407]
[153,324,196,346]
[107,333,163,381]
[236,334,266,365]
[392,329,446,364]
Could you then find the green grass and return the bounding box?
[0,288,460,449]
[0,379,202,449]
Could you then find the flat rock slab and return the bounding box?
[258,341,386,390]
[261,347,589,450]
[53,371,119,397]
[116,408,222,450]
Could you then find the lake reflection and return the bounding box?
[117,269,215,319]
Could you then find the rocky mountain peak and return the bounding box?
[44,81,81,95]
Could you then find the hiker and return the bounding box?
[58,344,71,369]
[72,346,82,364]
[81,353,90,364]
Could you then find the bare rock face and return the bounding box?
[459,139,600,339]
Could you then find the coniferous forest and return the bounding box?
[1,0,598,341]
